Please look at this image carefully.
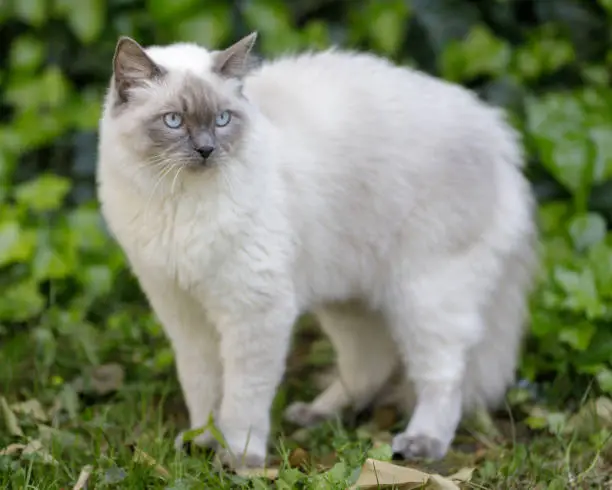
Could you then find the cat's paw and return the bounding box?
[284,402,328,427]
[174,426,267,470]
[391,432,447,461]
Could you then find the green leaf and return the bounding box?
[15,174,71,213]
[597,369,612,393]
[0,280,45,322]
[173,7,232,48]
[365,0,410,56]
[56,0,105,43]
[32,247,72,281]
[0,220,36,267]
[588,242,612,297]
[567,212,607,252]
[14,0,46,26]
[558,323,596,351]
[553,266,604,318]
[10,36,45,72]
[147,0,200,22]
[440,25,511,81]
[367,443,393,461]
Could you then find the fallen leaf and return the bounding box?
[72,363,125,396]
[128,445,170,479]
[235,467,280,479]
[349,458,463,490]
[447,467,474,482]
[288,447,309,469]
[564,397,612,436]
[0,396,24,437]
[73,465,93,490]
[0,443,26,456]
[10,399,48,422]
[21,439,59,465]
[37,424,86,449]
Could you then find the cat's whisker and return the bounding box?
[143,163,178,220]
[170,164,186,195]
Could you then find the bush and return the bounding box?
[1,0,611,401]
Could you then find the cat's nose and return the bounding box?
[196,145,215,159]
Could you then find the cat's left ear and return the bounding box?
[213,32,258,79]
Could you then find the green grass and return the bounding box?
[2,325,612,489]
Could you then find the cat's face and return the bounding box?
[107,33,257,174]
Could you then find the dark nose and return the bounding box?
[196,145,214,159]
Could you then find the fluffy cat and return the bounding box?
[96,32,537,468]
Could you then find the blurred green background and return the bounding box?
[1,0,612,404]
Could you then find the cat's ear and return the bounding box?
[213,32,258,79]
[113,36,163,102]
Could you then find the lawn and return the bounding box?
[2,318,611,489]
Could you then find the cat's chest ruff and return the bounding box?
[112,191,230,292]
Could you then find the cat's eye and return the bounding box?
[215,110,231,127]
[163,112,183,129]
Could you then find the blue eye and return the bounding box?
[215,110,231,127]
[163,112,183,129]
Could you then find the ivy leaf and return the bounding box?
[558,322,596,351]
[0,280,45,322]
[56,0,105,44]
[567,212,607,252]
[15,174,71,213]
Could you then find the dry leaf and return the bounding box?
[0,443,26,456]
[0,396,24,437]
[349,458,463,490]
[73,363,125,396]
[73,465,94,490]
[21,439,59,465]
[10,399,48,422]
[235,467,280,479]
[447,467,474,482]
[129,445,170,479]
[565,397,612,436]
[288,447,309,469]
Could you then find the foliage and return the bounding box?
[1,0,612,483]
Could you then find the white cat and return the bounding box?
[96,32,537,468]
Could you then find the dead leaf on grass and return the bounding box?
[565,397,612,436]
[73,465,93,490]
[349,458,473,490]
[288,447,310,469]
[21,439,59,466]
[235,467,281,479]
[0,443,26,456]
[0,396,24,437]
[72,363,125,396]
[10,399,48,422]
[128,445,170,479]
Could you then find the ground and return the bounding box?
[1,317,611,489]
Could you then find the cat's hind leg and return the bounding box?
[284,303,399,426]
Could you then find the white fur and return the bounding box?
[97,40,537,466]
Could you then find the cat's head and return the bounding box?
[103,33,258,176]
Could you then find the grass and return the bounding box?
[1,320,612,489]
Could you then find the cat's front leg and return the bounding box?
[131,264,223,447]
[210,293,297,469]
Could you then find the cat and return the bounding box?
[96,31,537,469]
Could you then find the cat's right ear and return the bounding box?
[113,36,163,103]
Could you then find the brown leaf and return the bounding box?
[235,467,280,479]
[0,443,26,456]
[10,399,48,422]
[0,396,24,437]
[349,458,466,490]
[73,363,125,396]
[288,447,310,469]
[21,439,59,466]
[73,465,94,490]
